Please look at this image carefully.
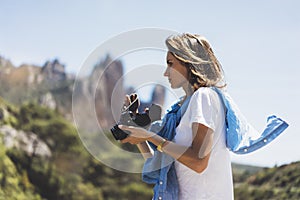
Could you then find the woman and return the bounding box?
[119,33,234,200]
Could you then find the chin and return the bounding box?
[169,81,181,89]
[170,84,179,89]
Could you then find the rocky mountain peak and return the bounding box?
[41,58,66,81]
[0,56,15,72]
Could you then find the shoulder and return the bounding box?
[188,87,218,130]
[189,87,222,113]
[191,87,216,101]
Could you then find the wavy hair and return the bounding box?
[165,33,226,90]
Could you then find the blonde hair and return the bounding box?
[165,33,226,90]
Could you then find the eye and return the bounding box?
[167,60,173,67]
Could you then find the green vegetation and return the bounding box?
[0,100,152,200]
[1,98,300,199]
[0,139,42,200]
[232,163,264,183]
[234,162,300,200]
[0,97,19,127]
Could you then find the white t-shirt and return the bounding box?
[174,87,234,200]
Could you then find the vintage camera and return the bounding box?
[110,95,162,140]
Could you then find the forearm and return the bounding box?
[136,142,153,159]
[162,141,210,173]
[147,135,209,173]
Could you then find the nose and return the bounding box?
[163,67,169,77]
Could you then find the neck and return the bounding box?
[182,82,194,97]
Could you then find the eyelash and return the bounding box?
[167,61,173,67]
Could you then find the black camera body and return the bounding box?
[110,104,162,140]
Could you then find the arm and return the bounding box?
[136,142,153,159]
[120,122,213,173]
[149,123,213,173]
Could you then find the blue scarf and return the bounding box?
[212,87,289,154]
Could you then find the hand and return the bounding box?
[122,93,139,114]
[118,125,155,144]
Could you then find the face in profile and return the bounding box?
[164,52,189,89]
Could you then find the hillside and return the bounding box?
[232,162,264,183]
[234,161,300,199]
[1,97,300,199]
[0,98,152,199]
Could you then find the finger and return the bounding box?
[124,95,130,106]
[118,124,126,130]
[121,136,140,144]
[118,125,132,132]
[120,136,130,143]
[120,135,139,144]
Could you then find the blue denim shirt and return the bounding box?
[142,87,289,199]
[143,97,191,200]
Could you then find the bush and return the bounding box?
[121,182,153,200]
[1,101,155,200]
[0,141,42,200]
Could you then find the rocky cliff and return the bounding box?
[72,55,126,131]
[0,55,166,132]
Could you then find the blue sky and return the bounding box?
[1,0,300,167]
